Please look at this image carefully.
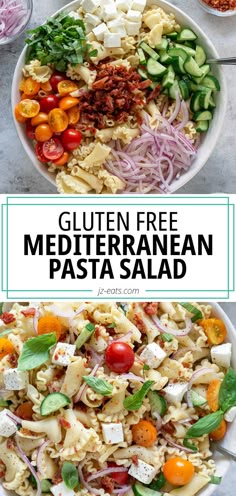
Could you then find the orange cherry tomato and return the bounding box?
[38,315,63,340]
[23,77,41,96]
[19,79,26,92]
[132,420,157,447]
[21,93,39,101]
[67,105,80,125]
[163,457,195,487]
[31,112,49,126]
[207,380,221,412]
[17,99,40,118]
[35,124,53,142]
[15,105,27,123]
[14,401,34,421]
[59,96,80,111]
[57,80,78,96]
[200,318,227,345]
[53,151,70,166]
[210,419,227,441]
[40,81,53,92]
[0,337,15,359]
[48,108,69,133]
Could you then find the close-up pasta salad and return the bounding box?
[0,301,235,496]
[14,0,221,194]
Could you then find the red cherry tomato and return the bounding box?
[42,137,64,161]
[40,95,60,113]
[107,463,129,485]
[26,122,35,140]
[35,142,49,163]
[50,72,66,92]
[105,342,135,373]
[61,129,82,151]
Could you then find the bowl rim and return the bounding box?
[11,0,228,192]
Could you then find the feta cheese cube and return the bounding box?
[128,459,156,484]
[130,0,146,12]
[125,20,141,36]
[162,383,188,404]
[85,13,100,26]
[104,32,122,48]
[68,11,82,20]
[126,9,142,22]
[102,422,124,444]
[51,481,75,496]
[140,343,167,369]
[211,343,232,369]
[52,343,76,366]
[81,0,100,14]
[107,19,126,36]
[116,0,130,11]
[0,409,18,437]
[92,22,109,41]
[224,406,236,422]
[3,369,28,390]
[103,4,117,21]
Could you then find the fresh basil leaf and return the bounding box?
[29,474,37,489]
[161,333,173,342]
[62,462,79,490]
[218,367,236,413]
[41,479,52,493]
[0,328,14,338]
[82,376,113,396]
[180,303,203,322]
[119,304,127,315]
[85,323,95,332]
[143,364,150,371]
[186,411,223,438]
[123,381,154,411]
[209,475,222,485]
[18,333,57,371]
[183,438,198,452]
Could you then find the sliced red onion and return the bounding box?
[177,418,192,424]
[74,364,99,403]
[154,412,163,431]
[112,331,133,343]
[36,440,51,476]
[120,373,145,383]
[74,305,86,316]
[113,486,132,494]
[33,309,39,335]
[78,464,101,495]
[186,368,213,407]
[85,345,105,367]
[87,467,128,482]
[176,100,189,131]
[16,437,42,496]
[168,91,181,124]
[0,0,28,40]
[152,316,192,337]
[6,411,22,425]
[162,432,194,453]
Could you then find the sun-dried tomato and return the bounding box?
[142,302,159,316]
[21,308,36,317]
[202,0,236,10]
[101,476,114,494]
[0,312,16,324]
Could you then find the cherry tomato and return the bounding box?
[17,99,40,118]
[19,79,26,92]
[67,105,80,125]
[23,77,40,96]
[132,420,157,447]
[35,124,53,142]
[0,337,15,359]
[210,419,227,441]
[31,112,49,126]
[59,96,80,110]
[57,80,78,96]
[40,94,60,113]
[26,122,35,140]
[40,81,52,92]
[42,137,64,161]
[38,315,63,340]
[14,401,33,421]
[61,129,82,151]
[105,342,135,373]
[207,380,221,412]
[107,463,129,485]
[48,108,69,133]
[200,318,226,345]
[53,151,70,166]
[163,457,195,486]
[50,72,66,92]
[15,105,27,123]
[35,142,49,163]
[21,93,38,101]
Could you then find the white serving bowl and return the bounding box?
[11,0,227,193]
[0,302,235,496]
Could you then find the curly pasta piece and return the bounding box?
[114,445,165,471]
[56,171,92,194]
[127,304,160,342]
[59,409,101,461]
[71,166,104,193]
[27,384,45,417]
[21,417,62,443]
[158,358,192,381]
[169,473,209,496]
[99,381,128,416]
[97,169,125,194]
[66,64,97,89]
[22,59,52,83]
[60,357,87,397]
[36,367,55,392]
[0,440,29,491]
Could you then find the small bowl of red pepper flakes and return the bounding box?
[198,0,236,15]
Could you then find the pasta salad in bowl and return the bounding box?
[12,0,226,194]
[0,301,235,496]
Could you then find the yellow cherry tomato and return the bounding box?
[15,105,27,123]
[59,96,80,110]
[132,420,157,447]
[48,108,69,133]
[207,380,221,412]
[163,457,195,486]
[210,419,227,441]
[40,81,52,92]
[67,105,80,125]
[31,112,49,126]
[53,151,70,166]
[17,99,40,118]
[35,124,53,142]
[0,337,15,359]
[19,79,26,92]
[23,77,41,96]
[38,315,63,340]
[200,318,227,345]
[57,80,78,96]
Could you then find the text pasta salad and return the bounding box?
[0,301,235,496]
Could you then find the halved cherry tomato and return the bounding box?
[132,420,157,447]
[50,72,66,92]
[14,401,33,421]
[105,342,135,373]
[210,419,227,441]
[67,105,80,125]
[23,77,41,96]
[200,318,227,345]
[107,463,129,485]
[31,112,49,126]
[17,99,40,118]
[19,79,26,92]
[38,315,63,340]
[15,105,27,123]
[0,337,15,359]
[48,108,69,133]
[53,151,70,166]
[57,80,78,96]
[163,457,195,486]
[59,96,80,111]
[21,92,38,101]
[26,122,35,140]
[61,129,82,151]
[40,81,52,92]
[35,124,53,142]
[207,379,221,412]
[40,95,60,113]
[42,137,64,161]
[35,142,49,163]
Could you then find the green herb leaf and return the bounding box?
[0,399,11,407]
[85,323,95,332]
[183,438,198,452]
[41,480,52,493]
[143,364,150,371]
[0,328,14,338]
[218,367,236,413]
[0,303,3,315]
[107,323,116,329]
[180,303,203,322]
[209,475,222,485]
[18,333,57,371]
[123,381,154,411]
[29,474,37,489]
[161,333,173,342]
[62,462,80,490]
[186,411,223,438]
[119,304,127,315]
[148,473,166,490]
[82,376,113,396]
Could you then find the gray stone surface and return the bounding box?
[0,0,235,193]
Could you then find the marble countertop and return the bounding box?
[0,0,235,193]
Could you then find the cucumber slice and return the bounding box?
[184,40,197,49]
[161,88,169,95]
[137,48,146,65]
[170,56,185,74]
[156,38,169,50]
[40,392,70,416]
[41,480,52,493]
[196,120,209,132]
[177,28,197,41]
[190,92,202,112]
[191,390,207,406]
[168,31,178,40]
[148,390,167,417]
[179,79,190,100]
[162,65,175,89]
[169,80,180,100]
[208,95,216,109]
[147,58,167,78]
[199,89,212,110]
[149,473,166,491]
[75,323,95,349]
[133,483,162,496]
[201,75,221,91]
[138,68,148,79]
[175,43,196,57]
[193,110,213,121]
[168,47,188,61]
[159,50,172,65]
[189,81,210,93]
[193,64,210,83]
[195,45,207,66]
[140,42,159,61]
[184,56,203,78]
